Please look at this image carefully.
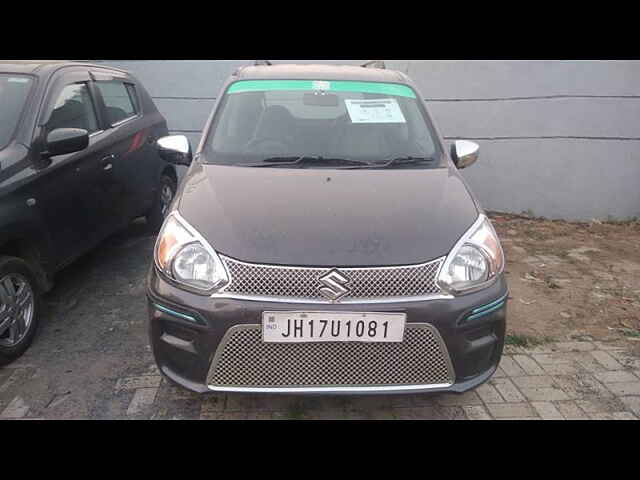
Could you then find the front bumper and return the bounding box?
[146,266,508,394]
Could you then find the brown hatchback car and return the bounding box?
[148,62,508,395]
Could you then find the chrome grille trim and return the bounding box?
[206,323,455,391]
[215,256,447,303]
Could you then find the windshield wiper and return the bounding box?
[333,155,437,170]
[375,156,436,168]
[241,156,373,168]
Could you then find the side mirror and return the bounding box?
[157,135,193,166]
[450,140,479,169]
[45,128,89,157]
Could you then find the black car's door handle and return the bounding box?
[101,154,115,171]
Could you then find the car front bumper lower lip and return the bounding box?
[146,266,508,395]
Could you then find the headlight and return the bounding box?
[154,212,228,293]
[437,214,504,294]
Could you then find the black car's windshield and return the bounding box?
[203,79,443,169]
[0,74,34,150]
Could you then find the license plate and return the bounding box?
[262,311,406,343]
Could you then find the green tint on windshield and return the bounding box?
[227,80,417,99]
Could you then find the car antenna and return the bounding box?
[361,60,386,69]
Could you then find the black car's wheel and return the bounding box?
[146,174,177,232]
[0,256,41,367]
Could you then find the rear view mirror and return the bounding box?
[157,135,193,166]
[45,128,89,157]
[451,140,479,169]
[303,92,339,107]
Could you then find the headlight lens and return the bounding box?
[438,215,504,294]
[154,212,228,293]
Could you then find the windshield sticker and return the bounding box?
[344,98,406,124]
[312,80,331,91]
[7,77,30,83]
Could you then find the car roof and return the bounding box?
[233,63,410,84]
[0,60,128,76]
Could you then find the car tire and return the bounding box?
[146,174,177,232]
[0,256,41,367]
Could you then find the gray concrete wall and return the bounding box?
[94,60,640,220]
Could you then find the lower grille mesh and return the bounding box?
[207,324,454,389]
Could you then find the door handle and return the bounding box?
[101,154,115,171]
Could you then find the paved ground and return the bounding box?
[1,219,639,420]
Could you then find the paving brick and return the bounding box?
[512,375,556,389]
[576,398,627,414]
[225,394,278,412]
[499,356,526,376]
[0,396,30,419]
[604,382,640,396]
[589,412,637,420]
[200,410,223,420]
[513,355,545,375]
[592,341,626,351]
[219,412,249,420]
[613,412,638,420]
[490,378,526,402]
[553,374,613,399]
[531,353,573,365]
[436,391,482,406]
[519,387,570,402]
[594,371,638,384]
[463,405,493,420]
[609,351,640,369]
[0,369,28,394]
[493,366,506,378]
[126,388,158,415]
[476,383,504,404]
[590,350,624,371]
[541,363,581,376]
[115,375,162,391]
[245,412,271,420]
[531,401,564,420]
[486,403,538,419]
[200,394,226,412]
[620,396,640,416]
[556,401,589,419]
[553,341,595,352]
[572,353,608,373]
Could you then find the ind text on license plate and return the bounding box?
[262,311,406,343]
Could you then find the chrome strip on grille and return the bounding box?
[207,323,455,391]
[216,256,446,303]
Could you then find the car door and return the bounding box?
[89,70,159,229]
[29,69,121,266]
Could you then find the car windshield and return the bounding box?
[0,74,34,150]
[203,79,443,169]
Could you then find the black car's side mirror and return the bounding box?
[157,135,193,166]
[44,128,89,157]
[450,140,480,169]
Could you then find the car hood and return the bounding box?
[177,163,479,267]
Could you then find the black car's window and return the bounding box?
[95,80,138,125]
[204,80,442,168]
[47,83,99,134]
[0,74,34,150]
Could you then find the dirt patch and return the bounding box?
[490,213,640,349]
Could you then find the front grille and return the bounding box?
[218,256,445,302]
[207,324,455,389]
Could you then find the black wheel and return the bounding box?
[146,174,177,232]
[0,256,41,367]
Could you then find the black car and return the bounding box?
[0,61,178,365]
[148,62,508,394]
